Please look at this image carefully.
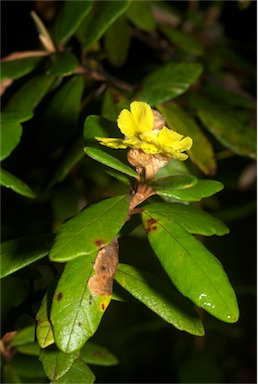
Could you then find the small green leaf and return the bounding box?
[50,255,111,353]
[36,292,55,349]
[198,108,256,159]
[126,1,155,31]
[142,211,239,323]
[78,0,130,49]
[83,114,122,144]
[104,16,130,67]
[159,25,204,56]
[84,147,138,179]
[0,114,22,160]
[49,195,129,262]
[150,174,198,191]
[80,342,119,366]
[158,103,217,175]
[1,56,43,81]
[0,234,54,279]
[54,0,93,45]
[2,364,22,384]
[11,325,35,346]
[16,343,40,357]
[47,52,79,76]
[40,346,78,381]
[4,74,55,116]
[157,179,224,201]
[40,76,84,153]
[136,62,203,105]
[144,202,230,236]
[115,264,205,336]
[0,168,36,198]
[51,358,95,384]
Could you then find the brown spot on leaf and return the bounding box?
[145,218,158,234]
[56,292,63,301]
[88,237,119,296]
[78,322,81,327]
[101,303,105,310]
[95,239,105,248]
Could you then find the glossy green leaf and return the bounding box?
[80,342,119,366]
[157,103,217,175]
[115,264,204,336]
[2,364,21,384]
[143,202,230,236]
[4,74,55,115]
[50,255,112,353]
[84,147,138,178]
[101,88,130,121]
[11,325,35,346]
[150,174,198,191]
[40,346,78,381]
[157,179,224,201]
[142,211,239,323]
[0,168,36,198]
[49,195,129,262]
[136,62,203,105]
[52,358,95,384]
[0,234,54,279]
[1,56,43,81]
[198,108,256,159]
[126,1,155,31]
[36,292,55,349]
[78,0,130,49]
[83,114,122,144]
[47,52,79,76]
[0,114,22,160]
[54,0,93,45]
[159,24,204,56]
[40,76,84,153]
[16,343,40,356]
[104,16,130,67]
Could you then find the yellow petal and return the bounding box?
[130,101,153,134]
[117,109,138,137]
[157,127,184,145]
[139,142,161,154]
[95,137,128,149]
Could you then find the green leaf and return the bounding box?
[159,25,204,56]
[49,195,129,262]
[126,1,155,31]
[47,52,79,76]
[136,62,203,105]
[36,292,55,349]
[198,108,256,159]
[149,174,198,191]
[4,74,55,116]
[0,168,36,198]
[11,355,46,379]
[80,342,119,366]
[157,179,224,201]
[11,325,35,346]
[84,147,138,179]
[157,103,217,175]
[104,16,130,67]
[115,264,205,336]
[0,234,54,279]
[54,0,93,45]
[2,364,22,384]
[0,114,22,160]
[40,346,78,381]
[1,56,43,81]
[51,358,95,384]
[78,0,130,49]
[40,76,84,153]
[101,88,130,121]
[142,211,239,323]
[143,202,230,236]
[16,343,40,357]
[50,255,111,353]
[83,114,122,144]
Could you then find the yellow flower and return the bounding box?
[96,101,192,161]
